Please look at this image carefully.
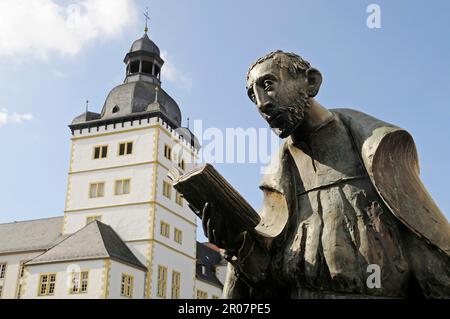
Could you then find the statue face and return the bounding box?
[247,59,310,138]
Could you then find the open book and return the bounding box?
[167,164,260,230]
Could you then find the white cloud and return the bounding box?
[0,0,137,60]
[0,109,33,127]
[161,51,193,91]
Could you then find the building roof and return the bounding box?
[26,221,146,271]
[98,81,181,126]
[196,242,224,288]
[0,217,64,255]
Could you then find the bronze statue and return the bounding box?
[201,51,450,298]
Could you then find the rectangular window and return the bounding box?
[0,263,6,279]
[212,295,220,299]
[38,273,56,296]
[0,284,3,298]
[70,271,89,294]
[178,159,186,170]
[86,215,102,225]
[157,266,167,298]
[93,145,108,159]
[174,228,183,244]
[160,221,170,238]
[118,142,133,156]
[163,181,172,199]
[175,191,183,206]
[196,289,207,299]
[164,145,172,160]
[171,271,181,299]
[115,179,131,195]
[89,182,105,198]
[120,274,133,298]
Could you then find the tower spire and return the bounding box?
[144,7,150,33]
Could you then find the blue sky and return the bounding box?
[0,0,448,243]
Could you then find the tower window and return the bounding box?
[89,182,105,198]
[160,221,170,238]
[163,181,172,199]
[178,159,186,170]
[175,191,183,207]
[164,145,172,160]
[130,60,140,74]
[174,228,183,244]
[93,145,108,159]
[118,142,133,156]
[142,61,153,74]
[115,179,131,195]
[155,65,160,78]
[171,271,181,299]
[157,266,167,298]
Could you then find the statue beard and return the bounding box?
[270,95,311,139]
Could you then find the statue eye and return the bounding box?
[264,80,273,91]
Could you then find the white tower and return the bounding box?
[63,32,200,299]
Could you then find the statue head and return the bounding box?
[246,50,322,138]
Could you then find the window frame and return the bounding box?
[196,289,207,299]
[118,141,133,157]
[164,145,172,160]
[171,271,181,299]
[114,178,131,196]
[120,273,134,298]
[157,265,167,298]
[69,270,89,294]
[37,273,57,297]
[174,228,183,244]
[160,221,170,238]
[0,262,7,279]
[175,191,183,206]
[93,145,108,160]
[89,182,105,199]
[163,181,172,199]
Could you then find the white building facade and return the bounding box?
[0,31,225,299]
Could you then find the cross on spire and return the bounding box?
[144,7,150,33]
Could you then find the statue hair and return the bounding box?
[246,50,312,87]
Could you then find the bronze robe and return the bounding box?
[224,110,450,299]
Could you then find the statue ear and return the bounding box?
[306,68,322,97]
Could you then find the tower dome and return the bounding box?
[129,33,160,55]
[71,32,182,128]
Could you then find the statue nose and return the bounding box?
[255,89,271,111]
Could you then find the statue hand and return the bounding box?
[201,202,246,252]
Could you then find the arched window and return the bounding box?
[129,60,140,74]
[142,61,153,74]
